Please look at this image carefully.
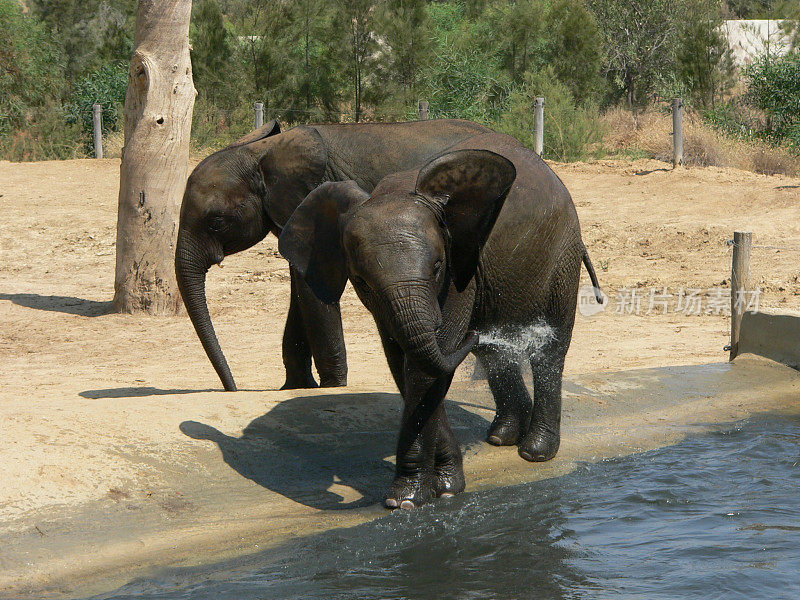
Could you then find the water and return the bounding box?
[477,321,556,358]
[95,414,800,600]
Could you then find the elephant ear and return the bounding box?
[256,126,328,228]
[279,181,369,304]
[415,149,516,292]
[230,119,281,147]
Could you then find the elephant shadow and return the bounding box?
[180,392,490,511]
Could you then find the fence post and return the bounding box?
[93,104,103,159]
[729,231,752,361]
[672,98,684,167]
[418,100,429,120]
[534,97,545,156]
[254,102,264,130]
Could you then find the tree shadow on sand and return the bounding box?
[0,293,113,316]
[180,392,491,511]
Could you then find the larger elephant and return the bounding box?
[175,119,492,391]
[279,133,602,508]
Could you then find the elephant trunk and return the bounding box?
[385,284,477,379]
[175,228,237,392]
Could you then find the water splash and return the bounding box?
[477,321,556,359]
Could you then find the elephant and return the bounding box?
[175,118,494,391]
[279,132,602,508]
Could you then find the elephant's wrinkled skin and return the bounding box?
[175,119,492,391]
[280,132,601,508]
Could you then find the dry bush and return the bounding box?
[600,106,800,176]
[104,130,125,159]
[750,146,800,176]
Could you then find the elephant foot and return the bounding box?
[384,472,438,510]
[280,375,319,390]
[434,459,465,498]
[518,426,560,462]
[318,375,348,388]
[486,410,529,446]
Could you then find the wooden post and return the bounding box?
[534,97,545,156]
[672,98,684,167]
[418,100,429,120]
[254,102,264,130]
[93,104,104,159]
[729,231,752,361]
[113,0,196,314]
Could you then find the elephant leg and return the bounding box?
[378,329,462,500]
[385,367,456,509]
[478,350,532,446]
[519,253,579,461]
[281,272,317,390]
[293,267,348,388]
[433,407,465,498]
[519,345,566,462]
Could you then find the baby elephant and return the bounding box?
[279,133,600,509]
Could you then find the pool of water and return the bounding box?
[95,414,800,600]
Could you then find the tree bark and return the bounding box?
[113,0,196,314]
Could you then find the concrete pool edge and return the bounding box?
[2,355,799,598]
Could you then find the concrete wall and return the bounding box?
[723,20,793,67]
[739,308,800,368]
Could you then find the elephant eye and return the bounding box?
[208,215,228,232]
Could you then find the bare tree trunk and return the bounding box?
[113,0,196,314]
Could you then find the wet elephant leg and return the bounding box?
[520,346,566,462]
[293,267,348,387]
[433,406,465,498]
[281,271,317,389]
[478,349,532,446]
[385,366,456,509]
[379,329,462,499]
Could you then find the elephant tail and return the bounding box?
[582,246,604,304]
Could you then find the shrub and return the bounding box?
[0,102,85,161]
[496,70,603,162]
[745,53,800,148]
[0,0,65,137]
[67,62,129,145]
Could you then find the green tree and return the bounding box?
[290,0,342,120]
[0,0,64,135]
[228,0,294,114]
[30,0,135,80]
[676,0,734,108]
[191,0,233,107]
[546,0,606,104]
[588,0,687,109]
[336,0,380,121]
[378,0,432,93]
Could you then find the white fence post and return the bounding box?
[672,98,684,167]
[534,97,545,156]
[254,102,264,130]
[93,104,104,159]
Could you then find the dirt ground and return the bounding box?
[1,156,799,511]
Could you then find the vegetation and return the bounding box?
[0,0,797,167]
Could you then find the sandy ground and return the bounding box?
[1,157,799,595]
